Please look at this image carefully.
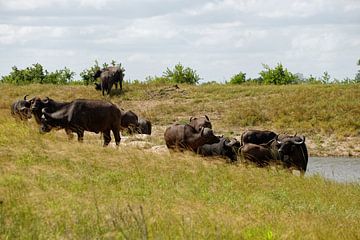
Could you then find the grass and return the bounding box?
[0,83,360,239]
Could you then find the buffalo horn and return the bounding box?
[292,135,305,145]
[276,135,282,144]
[205,115,210,121]
[23,94,29,101]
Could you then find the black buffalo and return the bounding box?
[94,66,124,95]
[164,124,220,152]
[189,115,212,132]
[136,118,152,135]
[10,95,32,121]
[198,137,241,162]
[240,134,308,175]
[30,97,74,139]
[40,99,122,146]
[120,110,139,134]
[240,130,277,145]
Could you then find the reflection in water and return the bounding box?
[306,157,360,183]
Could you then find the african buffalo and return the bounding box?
[30,97,74,139]
[276,134,308,175]
[164,124,220,152]
[136,118,152,135]
[10,95,32,121]
[240,134,308,175]
[240,130,277,145]
[120,110,139,134]
[40,99,122,146]
[94,66,124,95]
[198,137,241,162]
[189,115,212,132]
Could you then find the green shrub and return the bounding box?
[229,72,246,84]
[259,63,298,85]
[162,63,200,84]
[0,63,75,85]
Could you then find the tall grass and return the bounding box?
[0,83,360,239]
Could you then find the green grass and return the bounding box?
[0,83,360,239]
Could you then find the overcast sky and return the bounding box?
[1,0,359,83]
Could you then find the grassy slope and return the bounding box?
[0,83,360,239]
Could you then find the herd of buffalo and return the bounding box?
[11,94,309,175]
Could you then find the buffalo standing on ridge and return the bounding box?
[94,66,124,95]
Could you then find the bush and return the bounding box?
[259,63,298,85]
[162,63,200,84]
[229,72,246,84]
[1,63,75,85]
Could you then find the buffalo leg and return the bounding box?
[76,130,84,142]
[120,80,122,90]
[113,129,121,146]
[103,130,111,146]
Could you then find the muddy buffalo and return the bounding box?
[189,115,212,132]
[164,124,219,152]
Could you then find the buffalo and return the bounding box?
[240,134,308,175]
[164,124,220,152]
[10,95,32,121]
[40,99,122,146]
[120,110,139,134]
[240,130,277,145]
[30,97,74,139]
[94,66,124,95]
[198,137,241,162]
[136,118,152,135]
[189,115,212,132]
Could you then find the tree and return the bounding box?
[163,63,200,84]
[259,63,298,85]
[229,72,246,84]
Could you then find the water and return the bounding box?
[306,157,360,183]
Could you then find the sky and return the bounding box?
[0,0,359,83]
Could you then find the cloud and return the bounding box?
[0,0,359,81]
